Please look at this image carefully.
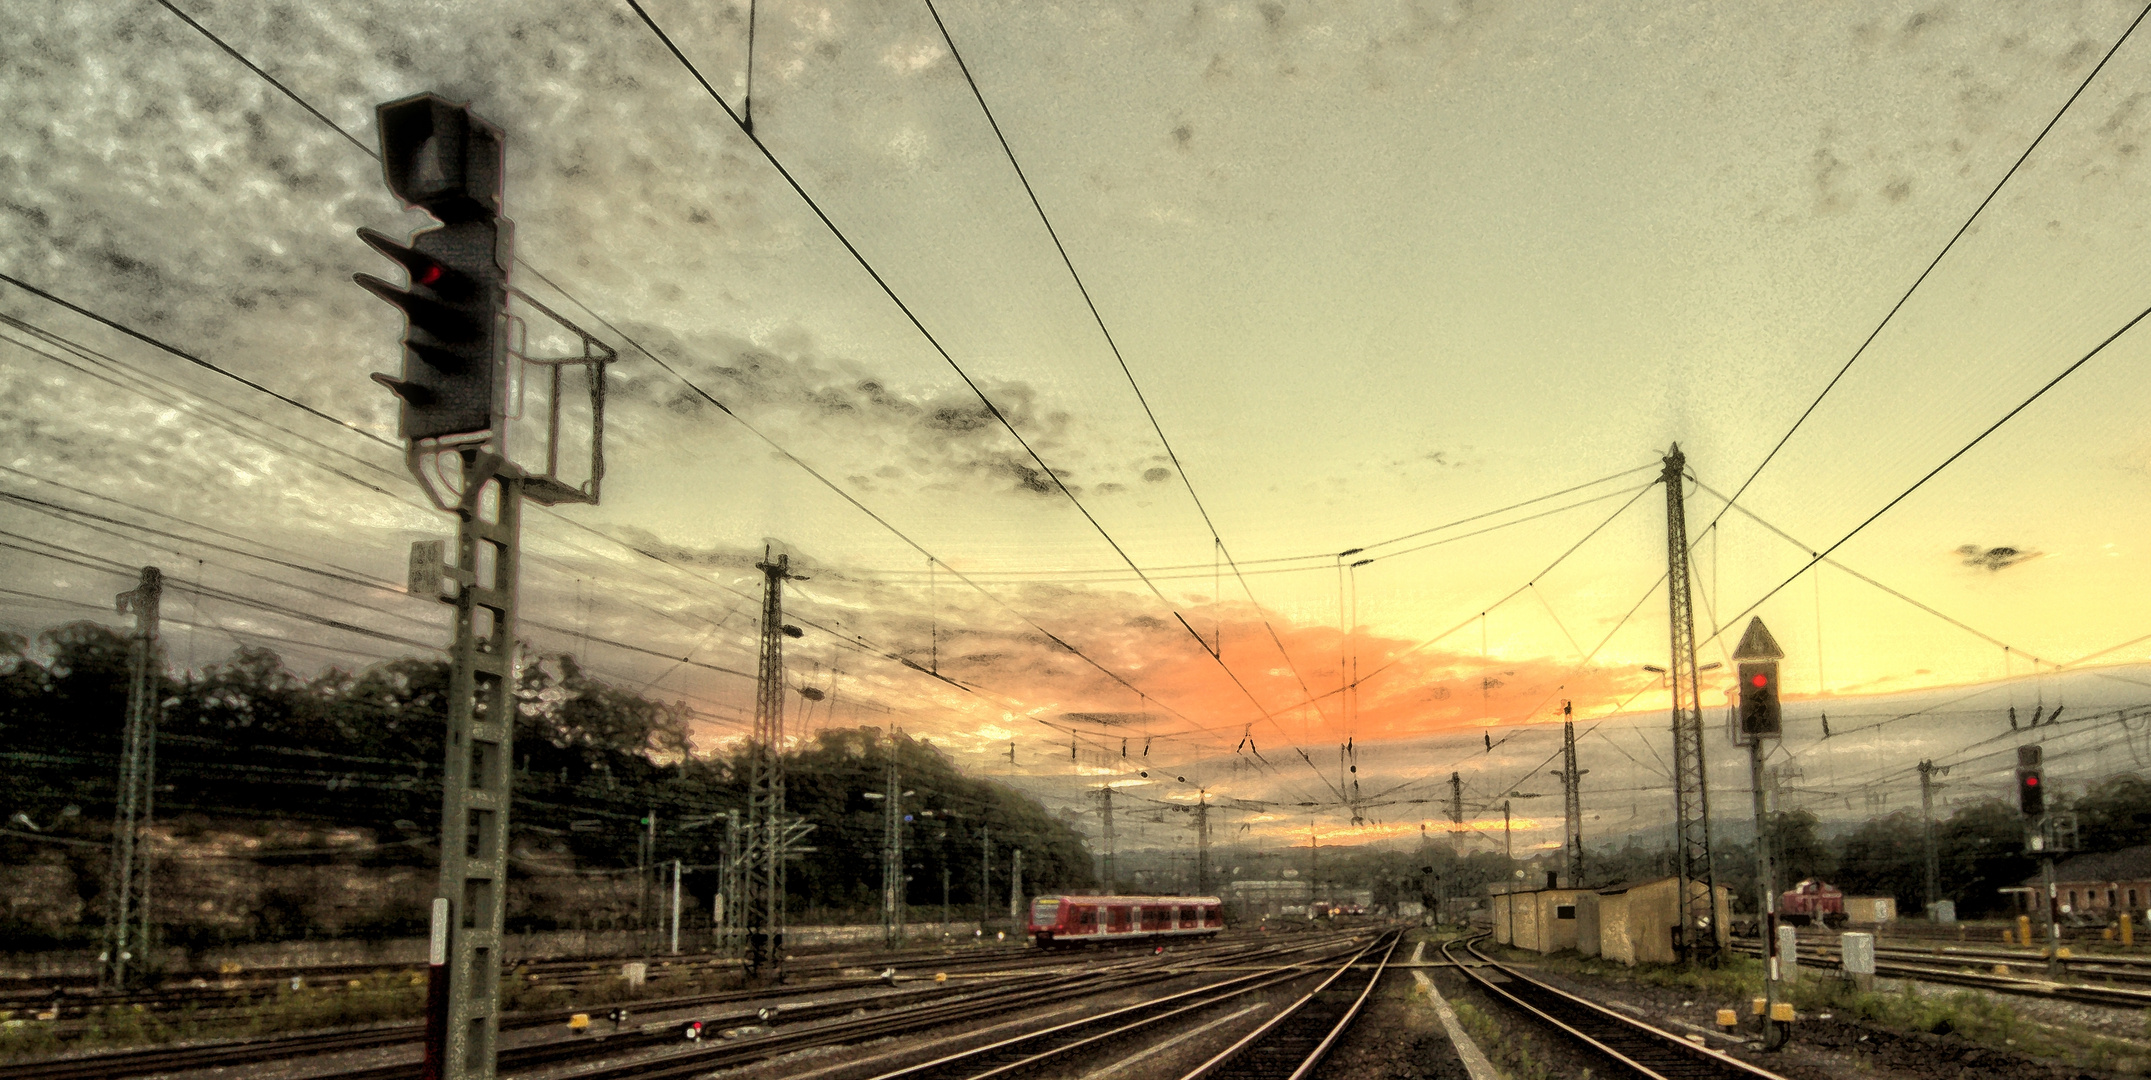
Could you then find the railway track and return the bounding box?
[504,930,1377,1080]
[0,931,1339,1080]
[1175,928,1398,1080]
[1445,935,1791,1080]
[854,928,1399,1080]
[1728,939,2151,1009]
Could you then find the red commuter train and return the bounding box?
[1028,894,1224,947]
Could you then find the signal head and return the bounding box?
[377,94,504,221]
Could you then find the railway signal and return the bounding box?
[2016,745,2045,817]
[359,92,613,1080]
[1731,616,1788,1049]
[356,95,509,442]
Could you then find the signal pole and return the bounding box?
[1661,445,1720,966]
[358,94,612,1080]
[1734,617,1787,1049]
[2017,745,2058,976]
[101,566,162,989]
[981,826,993,922]
[746,550,802,977]
[1919,760,1945,916]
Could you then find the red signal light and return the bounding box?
[1750,673,1768,687]
[2025,776,2039,787]
[417,264,443,286]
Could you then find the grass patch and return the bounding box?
[1522,947,2151,1075]
[0,973,425,1061]
[0,959,746,1061]
[1452,998,1570,1080]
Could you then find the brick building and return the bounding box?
[2018,843,2151,923]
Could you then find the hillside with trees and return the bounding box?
[0,622,1093,951]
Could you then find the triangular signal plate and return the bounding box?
[1732,617,1785,661]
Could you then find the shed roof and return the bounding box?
[2019,843,2151,887]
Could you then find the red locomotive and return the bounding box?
[1780,879,1846,927]
[1027,894,1224,947]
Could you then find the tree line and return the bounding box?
[0,622,1094,948]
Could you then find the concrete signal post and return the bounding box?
[357,93,613,1080]
[1732,616,1789,1050]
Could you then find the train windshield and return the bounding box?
[1031,899,1059,924]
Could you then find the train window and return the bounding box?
[1556,905,1576,920]
[1032,899,1060,925]
[1205,906,1223,927]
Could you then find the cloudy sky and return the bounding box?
[4,0,2150,851]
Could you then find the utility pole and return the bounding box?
[1661,444,1720,966]
[1009,848,1023,920]
[1308,823,1319,908]
[1503,800,1513,863]
[872,734,906,947]
[1556,703,1586,886]
[721,810,742,961]
[1734,617,1786,1048]
[359,91,614,1080]
[1503,800,1515,942]
[941,859,951,929]
[746,549,802,977]
[101,566,162,989]
[640,808,656,955]
[981,826,993,923]
[1194,791,1211,895]
[1449,772,1464,855]
[669,859,681,956]
[1919,760,1944,916]
[1098,785,1116,890]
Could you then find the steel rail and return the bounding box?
[486,931,1374,1080]
[856,931,1388,1080]
[1445,935,1791,1080]
[1728,940,2151,1009]
[1175,928,1401,1080]
[0,935,1275,1080]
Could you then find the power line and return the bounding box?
[620,0,1180,611]
[1686,473,2055,668]
[1702,1,2151,527]
[107,0,1298,756]
[1706,300,2151,644]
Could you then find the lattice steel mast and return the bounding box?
[1662,445,1719,964]
[1558,701,1586,886]
[746,549,797,975]
[102,566,162,989]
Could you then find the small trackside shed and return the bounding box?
[1492,888,1593,953]
[1595,876,1731,966]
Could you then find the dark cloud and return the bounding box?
[1956,544,2038,572]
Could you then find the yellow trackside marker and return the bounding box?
[1769,1002,1795,1023]
[1751,997,1766,1016]
[568,1013,590,1032]
[1716,1008,1738,1028]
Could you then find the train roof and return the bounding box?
[1037,894,1222,904]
